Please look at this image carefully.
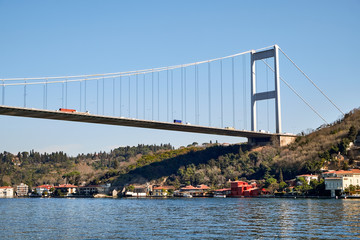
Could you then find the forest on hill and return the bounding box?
[0,144,173,188]
[1,108,360,191]
[93,107,360,189]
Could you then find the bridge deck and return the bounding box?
[0,105,293,139]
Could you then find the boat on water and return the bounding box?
[182,193,193,198]
[213,194,226,198]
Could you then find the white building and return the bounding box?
[0,186,14,198]
[323,169,360,197]
[34,185,53,196]
[296,174,319,184]
[16,183,29,197]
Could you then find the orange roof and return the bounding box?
[181,185,210,190]
[36,185,53,189]
[181,185,197,190]
[0,186,12,189]
[56,184,77,188]
[324,169,360,175]
[297,174,318,177]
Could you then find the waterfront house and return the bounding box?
[230,181,252,196]
[78,185,99,196]
[180,185,198,193]
[296,174,319,185]
[179,184,211,196]
[125,185,149,197]
[213,188,231,197]
[152,186,175,197]
[34,185,53,196]
[96,183,111,195]
[230,181,261,197]
[322,169,360,197]
[180,185,210,193]
[55,184,77,196]
[78,184,111,196]
[133,186,148,197]
[197,184,211,191]
[0,186,14,198]
[16,183,29,197]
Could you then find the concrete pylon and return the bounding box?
[250,45,282,134]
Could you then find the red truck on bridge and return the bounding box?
[58,108,76,113]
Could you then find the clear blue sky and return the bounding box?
[0,0,359,156]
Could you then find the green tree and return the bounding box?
[339,138,350,154]
[296,177,312,195]
[344,184,356,194]
[305,158,324,173]
[126,185,135,192]
[279,181,287,191]
[62,171,81,185]
[264,177,277,188]
[53,188,64,197]
[348,126,357,141]
[264,177,279,193]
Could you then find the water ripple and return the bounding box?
[0,198,359,239]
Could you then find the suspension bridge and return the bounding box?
[0,45,344,146]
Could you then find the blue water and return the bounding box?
[0,198,359,239]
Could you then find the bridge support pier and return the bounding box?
[248,137,271,146]
[248,135,296,147]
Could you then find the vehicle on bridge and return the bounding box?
[58,108,76,113]
[173,119,182,124]
[77,111,90,115]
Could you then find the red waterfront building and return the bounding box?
[230,181,264,197]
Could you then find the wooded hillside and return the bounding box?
[1,108,359,190]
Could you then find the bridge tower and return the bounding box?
[250,45,281,134]
[249,45,284,145]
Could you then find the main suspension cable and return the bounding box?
[1,47,271,82]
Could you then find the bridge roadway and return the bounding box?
[0,105,295,143]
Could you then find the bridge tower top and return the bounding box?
[251,45,281,133]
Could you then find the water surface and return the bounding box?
[0,198,359,239]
